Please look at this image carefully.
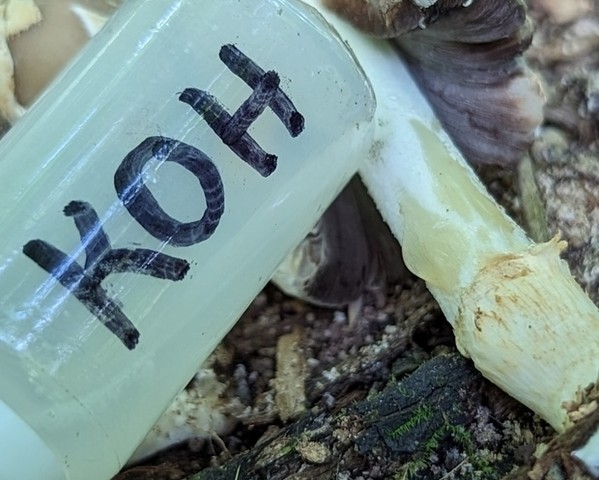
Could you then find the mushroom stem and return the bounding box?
[306,0,599,437]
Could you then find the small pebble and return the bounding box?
[333,310,347,324]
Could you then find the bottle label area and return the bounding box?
[21,45,305,351]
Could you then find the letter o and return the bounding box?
[114,136,225,246]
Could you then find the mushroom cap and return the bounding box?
[272,176,406,308]
[325,0,545,166]
[324,0,465,38]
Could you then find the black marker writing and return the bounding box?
[219,44,304,137]
[24,45,304,349]
[115,137,225,247]
[23,201,190,349]
[179,44,305,177]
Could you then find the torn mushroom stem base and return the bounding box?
[307,0,599,436]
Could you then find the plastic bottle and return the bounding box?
[0,1,374,478]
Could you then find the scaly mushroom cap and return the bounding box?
[325,0,544,166]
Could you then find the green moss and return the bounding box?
[391,414,499,479]
[280,439,298,457]
[393,458,430,480]
[447,424,475,451]
[386,405,434,439]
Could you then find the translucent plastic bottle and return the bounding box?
[0,1,374,479]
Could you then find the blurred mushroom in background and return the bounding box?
[0,0,120,125]
[0,0,41,124]
[272,175,407,322]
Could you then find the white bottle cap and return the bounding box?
[0,399,65,480]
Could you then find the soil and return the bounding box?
[113,1,599,479]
